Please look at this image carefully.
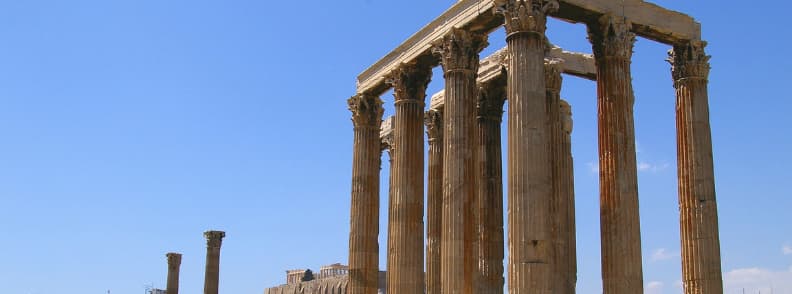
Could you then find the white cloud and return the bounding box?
[646,281,664,294]
[724,266,792,293]
[638,161,670,173]
[650,248,677,262]
[587,161,599,174]
[783,245,792,255]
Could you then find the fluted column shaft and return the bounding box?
[588,16,644,294]
[476,75,506,294]
[348,94,385,294]
[560,100,577,293]
[425,110,444,294]
[670,41,724,294]
[166,253,182,294]
[433,27,487,294]
[545,62,567,294]
[497,1,557,293]
[386,62,431,294]
[203,230,225,294]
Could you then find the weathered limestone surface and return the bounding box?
[385,62,431,294]
[347,94,384,294]
[166,253,182,294]
[430,46,595,111]
[476,72,506,294]
[433,27,487,294]
[356,0,700,95]
[545,61,566,294]
[670,41,724,294]
[499,1,555,293]
[560,100,577,294]
[588,16,644,294]
[424,109,443,294]
[203,231,225,294]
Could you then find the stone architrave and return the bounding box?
[424,109,444,294]
[476,71,506,294]
[432,27,488,294]
[669,40,724,294]
[203,230,225,294]
[545,60,567,294]
[347,94,385,294]
[559,100,577,293]
[587,15,644,294]
[385,62,432,294]
[166,253,182,294]
[495,0,558,292]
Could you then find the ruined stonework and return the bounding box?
[265,268,386,294]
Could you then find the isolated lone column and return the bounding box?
[386,62,431,294]
[203,230,225,294]
[166,253,182,294]
[476,73,506,294]
[425,109,443,294]
[433,27,487,294]
[347,94,384,294]
[496,0,558,293]
[587,15,644,294]
[669,40,724,294]
[560,99,577,293]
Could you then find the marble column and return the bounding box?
[669,40,724,294]
[347,94,385,294]
[496,1,558,293]
[545,61,566,294]
[476,73,506,294]
[166,253,182,294]
[425,109,444,294]
[385,62,431,294]
[587,15,643,294]
[560,99,577,293]
[203,230,225,294]
[433,27,487,294]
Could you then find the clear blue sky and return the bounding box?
[0,1,789,294]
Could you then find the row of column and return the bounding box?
[161,230,226,294]
[347,1,722,293]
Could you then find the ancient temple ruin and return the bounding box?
[346,0,723,294]
[265,264,386,294]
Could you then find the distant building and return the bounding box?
[148,289,166,294]
[265,263,386,294]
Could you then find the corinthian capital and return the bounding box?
[348,94,384,129]
[204,230,225,248]
[477,71,507,122]
[495,0,559,36]
[544,59,563,94]
[432,28,489,74]
[588,15,636,60]
[560,99,573,134]
[386,61,432,105]
[166,252,182,266]
[668,40,710,82]
[424,110,443,143]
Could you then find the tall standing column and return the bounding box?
[347,94,385,294]
[587,15,643,294]
[476,74,506,294]
[425,109,444,294]
[670,40,724,294]
[560,99,577,293]
[545,61,566,294]
[385,62,432,294]
[166,253,182,294]
[496,1,558,293]
[433,27,487,294]
[203,230,225,294]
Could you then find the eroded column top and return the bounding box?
[204,230,226,248]
[166,252,183,265]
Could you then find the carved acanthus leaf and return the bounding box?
[477,71,507,122]
[432,28,488,73]
[424,110,443,142]
[668,40,710,83]
[560,99,573,134]
[348,94,384,129]
[386,61,432,104]
[588,15,636,60]
[495,0,559,35]
[544,59,563,93]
